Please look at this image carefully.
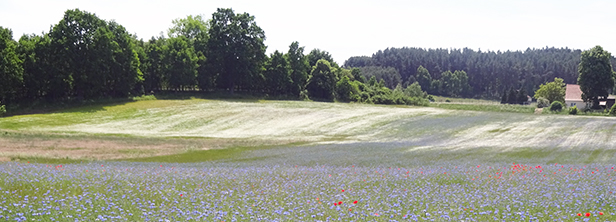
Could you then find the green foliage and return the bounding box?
[335,76,359,102]
[143,37,166,92]
[404,82,428,98]
[204,8,266,93]
[46,9,142,99]
[264,50,292,96]
[168,15,209,43]
[0,27,23,103]
[500,89,508,104]
[415,66,432,94]
[350,68,366,83]
[568,106,578,115]
[439,70,470,97]
[534,77,566,104]
[357,66,402,89]
[307,49,337,68]
[549,101,564,112]
[306,60,336,101]
[536,97,550,108]
[344,47,586,100]
[578,46,615,108]
[0,104,6,117]
[609,103,616,116]
[286,42,310,97]
[164,36,198,90]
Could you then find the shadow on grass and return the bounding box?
[4,90,305,117]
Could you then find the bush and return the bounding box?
[0,104,5,117]
[568,106,578,115]
[536,97,550,108]
[609,103,616,116]
[427,95,435,102]
[445,99,451,102]
[549,101,564,112]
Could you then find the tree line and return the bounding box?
[344,47,616,99]
[0,8,430,113]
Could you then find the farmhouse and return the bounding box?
[565,84,615,109]
[565,84,587,109]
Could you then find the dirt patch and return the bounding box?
[0,135,301,161]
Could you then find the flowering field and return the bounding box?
[2,100,616,221]
[2,144,616,221]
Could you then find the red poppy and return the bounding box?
[599,212,604,215]
[353,200,358,204]
[338,201,342,205]
[180,194,183,197]
[341,189,345,192]
[577,213,582,216]
[585,212,590,217]
[334,203,337,206]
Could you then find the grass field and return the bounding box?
[1,98,616,221]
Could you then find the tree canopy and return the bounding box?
[577,46,616,108]
[533,77,566,104]
[0,27,23,103]
[345,47,616,99]
[203,8,266,93]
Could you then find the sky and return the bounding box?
[2,0,616,64]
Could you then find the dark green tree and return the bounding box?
[164,36,198,91]
[358,66,402,89]
[335,75,359,102]
[105,21,143,97]
[168,15,209,91]
[578,46,616,108]
[204,8,266,93]
[143,37,166,92]
[350,68,365,83]
[416,65,432,94]
[48,9,142,99]
[264,50,292,96]
[507,88,517,104]
[0,27,23,103]
[500,89,508,104]
[286,41,310,96]
[306,59,336,101]
[307,49,338,68]
[49,9,107,99]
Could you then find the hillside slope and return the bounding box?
[1,99,616,160]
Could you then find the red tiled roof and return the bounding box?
[565,84,583,101]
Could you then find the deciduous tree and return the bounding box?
[264,50,292,96]
[306,59,336,101]
[578,46,616,108]
[286,41,310,97]
[0,27,23,103]
[204,8,266,93]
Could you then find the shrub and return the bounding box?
[568,106,578,115]
[609,103,616,116]
[536,97,550,108]
[445,99,451,103]
[549,101,564,112]
[427,95,435,102]
[0,104,5,117]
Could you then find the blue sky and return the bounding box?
[1,0,615,64]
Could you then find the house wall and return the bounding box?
[565,100,588,109]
